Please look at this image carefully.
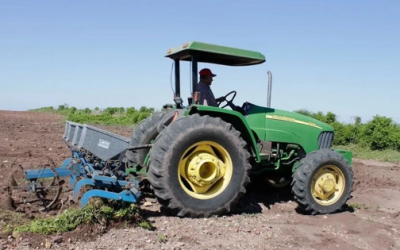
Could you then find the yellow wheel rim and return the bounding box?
[178,141,233,200]
[311,165,345,206]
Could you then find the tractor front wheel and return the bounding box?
[291,149,353,215]
[147,114,252,218]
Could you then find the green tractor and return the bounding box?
[125,41,354,218]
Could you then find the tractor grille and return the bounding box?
[318,131,334,149]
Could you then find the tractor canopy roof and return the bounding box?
[165,41,266,66]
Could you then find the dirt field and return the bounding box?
[0,110,399,250]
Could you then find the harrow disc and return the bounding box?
[6,151,61,213]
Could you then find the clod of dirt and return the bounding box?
[52,235,63,244]
[11,231,21,239]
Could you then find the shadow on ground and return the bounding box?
[139,177,356,220]
[229,178,294,215]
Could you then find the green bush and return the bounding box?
[30,105,156,126]
[66,106,154,126]
[295,109,400,151]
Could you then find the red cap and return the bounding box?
[199,68,216,77]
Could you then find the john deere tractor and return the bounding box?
[125,41,354,218]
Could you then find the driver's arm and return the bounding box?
[201,94,218,107]
[198,86,218,107]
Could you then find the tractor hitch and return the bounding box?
[126,144,153,151]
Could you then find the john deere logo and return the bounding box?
[266,115,322,129]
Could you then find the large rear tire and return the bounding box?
[125,111,167,166]
[147,114,252,218]
[291,149,353,215]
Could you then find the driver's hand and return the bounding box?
[216,96,225,102]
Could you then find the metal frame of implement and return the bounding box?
[23,121,142,208]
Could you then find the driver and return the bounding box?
[196,68,245,114]
[196,68,225,107]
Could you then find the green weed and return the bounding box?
[347,202,374,211]
[158,233,167,243]
[2,199,153,235]
[0,209,30,233]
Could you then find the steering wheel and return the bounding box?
[218,91,237,108]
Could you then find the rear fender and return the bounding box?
[188,106,261,162]
[157,109,186,133]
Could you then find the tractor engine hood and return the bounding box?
[266,108,334,132]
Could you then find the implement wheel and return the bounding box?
[6,151,61,213]
[291,149,353,215]
[147,114,252,218]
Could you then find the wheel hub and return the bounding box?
[186,152,225,190]
[322,178,335,193]
[315,173,337,199]
[178,143,232,199]
[311,166,345,206]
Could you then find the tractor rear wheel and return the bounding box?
[291,149,353,215]
[125,111,167,166]
[147,114,252,218]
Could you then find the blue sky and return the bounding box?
[1,0,399,123]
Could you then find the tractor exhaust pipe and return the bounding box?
[267,71,272,108]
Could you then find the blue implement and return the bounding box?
[71,174,141,204]
[14,120,146,213]
[25,168,75,179]
[80,189,140,207]
[60,158,72,168]
[72,178,96,202]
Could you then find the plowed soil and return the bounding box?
[0,110,399,250]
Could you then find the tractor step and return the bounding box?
[260,153,270,160]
